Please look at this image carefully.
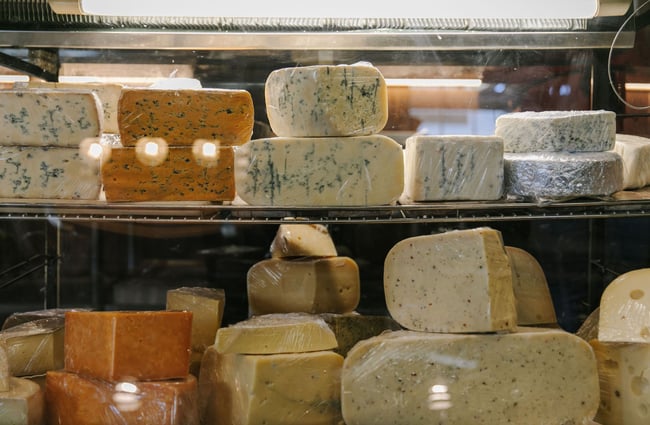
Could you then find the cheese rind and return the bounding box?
[614,134,650,189]
[265,63,388,137]
[0,317,64,377]
[319,313,401,356]
[247,257,360,315]
[384,227,517,333]
[341,328,600,425]
[495,110,616,153]
[270,224,337,258]
[402,135,504,201]
[235,135,404,206]
[599,268,650,343]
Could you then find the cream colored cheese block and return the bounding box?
[614,134,650,189]
[166,287,225,353]
[402,134,504,201]
[599,268,650,343]
[0,344,44,425]
[384,227,517,333]
[215,313,338,354]
[590,339,650,425]
[265,63,388,137]
[235,135,404,206]
[270,224,337,258]
[0,317,64,377]
[341,328,600,425]
[506,246,558,326]
[247,257,360,315]
[199,346,343,425]
[319,313,401,356]
[0,89,103,146]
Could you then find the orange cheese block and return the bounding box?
[101,146,235,202]
[118,88,254,147]
[64,311,192,382]
[45,371,199,425]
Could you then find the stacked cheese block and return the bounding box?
[235,63,404,206]
[45,310,199,425]
[495,110,624,201]
[341,227,600,425]
[102,87,254,202]
[614,134,650,190]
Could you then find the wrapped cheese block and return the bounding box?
[319,313,401,356]
[118,88,254,147]
[599,268,650,343]
[504,151,624,200]
[2,308,86,331]
[45,371,199,425]
[214,313,338,354]
[614,134,650,189]
[64,311,192,382]
[0,317,64,377]
[0,89,103,146]
[341,328,600,425]
[265,63,388,137]
[506,246,558,326]
[402,134,504,201]
[101,146,235,202]
[270,224,337,258]
[199,346,343,425]
[384,227,517,333]
[495,110,616,153]
[0,344,44,425]
[0,146,102,199]
[235,135,404,206]
[247,257,360,316]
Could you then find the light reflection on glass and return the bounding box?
[135,137,169,167]
[79,137,110,165]
[112,380,142,412]
[192,139,221,167]
[428,383,452,411]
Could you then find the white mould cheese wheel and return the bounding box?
[614,133,650,189]
[265,63,388,137]
[495,110,616,153]
[599,268,650,343]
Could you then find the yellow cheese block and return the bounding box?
[198,346,343,425]
[118,88,254,147]
[0,317,64,377]
[101,146,235,202]
[45,371,198,425]
[247,257,360,315]
[599,268,650,342]
[270,224,337,258]
[0,344,44,425]
[64,311,192,382]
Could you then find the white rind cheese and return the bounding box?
[235,135,404,206]
[599,268,650,343]
[504,151,623,200]
[0,90,103,147]
[384,227,517,333]
[614,134,650,189]
[495,110,616,153]
[341,328,600,425]
[270,224,337,258]
[265,63,388,137]
[402,134,504,201]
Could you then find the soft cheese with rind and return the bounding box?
[384,227,517,333]
[265,63,388,137]
[614,133,650,189]
[270,224,337,258]
[599,268,650,343]
[235,135,404,206]
[341,328,600,425]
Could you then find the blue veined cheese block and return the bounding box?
[0,90,103,147]
[402,134,504,202]
[234,135,404,206]
[265,63,388,137]
[495,110,616,153]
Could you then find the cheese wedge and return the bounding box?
[270,224,337,258]
[599,268,650,343]
[614,133,650,189]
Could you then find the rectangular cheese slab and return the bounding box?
[247,257,360,316]
[384,227,517,333]
[270,224,337,258]
[45,371,198,425]
[0,146,102,200]
[495,110,616,153]
[118,88,254,146]
[0,89,102,146]
[265,63,388,137]
[235,135,404,206]
[0,317,64,377]
[101,146,235,202]
[64,311,192,382]
[614,134,650,189]
[402,135,504,202]
[341,328,600,425]
[198,346,343,425]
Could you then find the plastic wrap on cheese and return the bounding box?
[0,343,44,425]
[265,63,388,137]
[270,224,337,258]
[504,151,624,202]
[0,317,64,377]
[614,133,650,190]
[341,328,600,425]
[45,371,198,425]
[1,308,87,331]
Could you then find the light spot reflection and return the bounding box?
[112,380,142,412]
[135,137,169,166]
[192,139,221,167]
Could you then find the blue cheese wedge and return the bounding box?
[402,134,504,202]
[341,328,600,425]
[0,90,102,147]
[235,135,404,206]
[265,63,388,137]
[495,110,616,153]
[614,134,650,189]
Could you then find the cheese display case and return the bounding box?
[0,0,650,424]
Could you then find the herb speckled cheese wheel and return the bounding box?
[265,63,388,137]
